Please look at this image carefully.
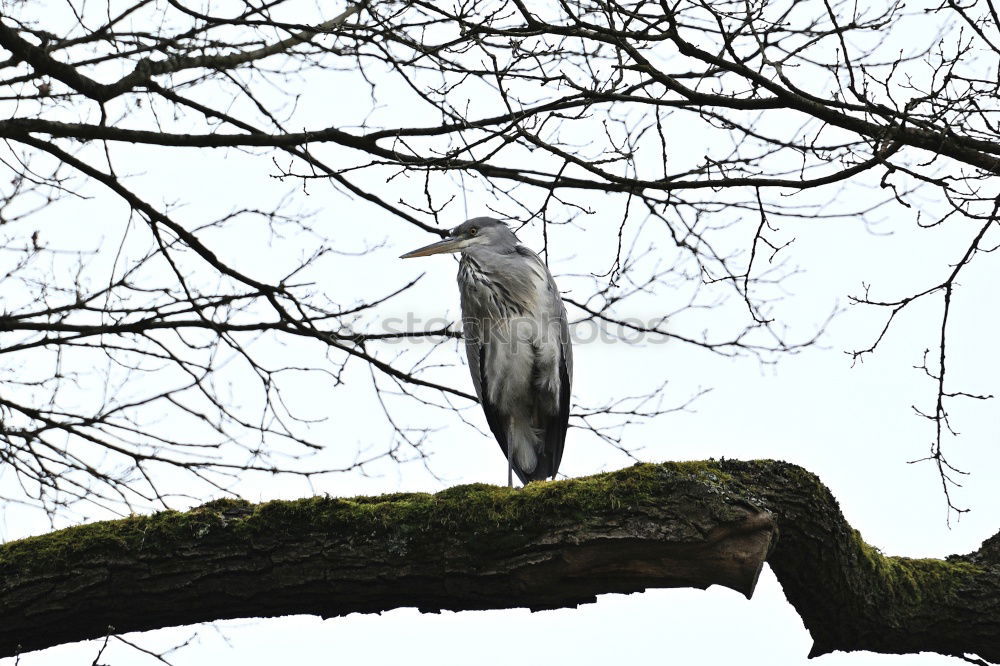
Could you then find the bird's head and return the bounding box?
[399,217,517,258]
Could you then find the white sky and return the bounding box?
[1,2,998,664]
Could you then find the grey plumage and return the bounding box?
[400,217,573,486]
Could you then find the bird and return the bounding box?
[400,217,573,487]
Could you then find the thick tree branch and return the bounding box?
[0,117,967,191]
[1,460,996,662]
[0,6,363,103]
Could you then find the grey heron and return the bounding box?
[401,217,573,487]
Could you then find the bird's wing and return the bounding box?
[540,295,572,479]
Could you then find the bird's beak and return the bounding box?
[399,237,467,259]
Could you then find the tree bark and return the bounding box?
[0,460,997,662]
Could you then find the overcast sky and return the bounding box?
[1,2,998,664]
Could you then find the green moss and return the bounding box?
[194,497,253,514]
[1,462,740,576]
[0,508,229,576]
[658,459,732,481]
[851,529,981,603]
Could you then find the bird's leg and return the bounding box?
[507,449,513,488]
[507,417,515,488]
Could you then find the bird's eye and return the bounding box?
[469,227,479,236]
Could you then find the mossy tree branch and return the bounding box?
[1,460,997,662]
